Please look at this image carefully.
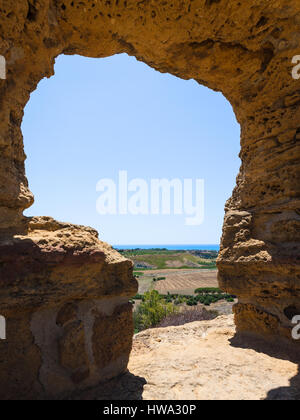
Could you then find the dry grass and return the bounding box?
[157,307,218,328]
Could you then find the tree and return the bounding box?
[134,290,178,332]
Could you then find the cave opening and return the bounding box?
[22,53,241,247]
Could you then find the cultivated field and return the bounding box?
[138,268,218,295]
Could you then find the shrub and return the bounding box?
[194,287,223,294]
[186,296,198,306]
[132,294,143,300]
[133,290,178,332]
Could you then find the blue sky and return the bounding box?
[22,54,240,245]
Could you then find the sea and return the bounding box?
[113,244,220,251]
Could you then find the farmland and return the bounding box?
[121,248,237,324]
[119,248,218,270]
[136,268,218,295]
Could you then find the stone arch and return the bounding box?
[0,0,299,399]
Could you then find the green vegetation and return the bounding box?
[131,289,235,308]
[131,288,235,333]
[130,294,144,301]
[191,251,218,259]
[120,248,170,256]
[125,249,231,332]
[194,287,223,294]
[133,290,178,333]
[133,271,144,277]
[153,277,166,282]
[119,248,218,270]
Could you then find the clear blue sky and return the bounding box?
[22,54,240,245]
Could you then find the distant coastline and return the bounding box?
[113,244,220,251]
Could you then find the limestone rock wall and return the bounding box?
[0,0,299,399]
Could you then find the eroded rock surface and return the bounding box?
[128,315,300,400]
[0,0,299,399]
